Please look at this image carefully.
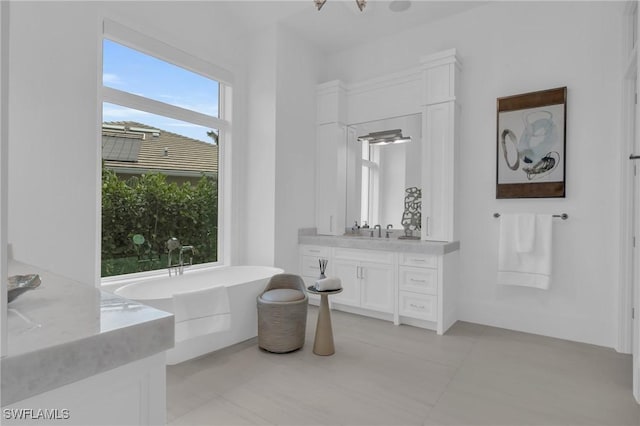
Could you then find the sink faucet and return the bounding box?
[386,224,393,238]
[374,224,381,238]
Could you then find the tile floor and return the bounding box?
[167,308,640,425]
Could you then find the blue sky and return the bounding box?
[102,39,219,143]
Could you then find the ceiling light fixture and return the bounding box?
[315,0,366,12]
[357,129,411,145]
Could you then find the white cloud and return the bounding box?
[102,73,122,85]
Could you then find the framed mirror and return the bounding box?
[345,113,422,233]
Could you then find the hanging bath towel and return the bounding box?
[498,214,553,289]
[173,285,231,342]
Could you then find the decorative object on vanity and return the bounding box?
[315,276,342,291]
[315,0,366,12]
[8,274,41,303]
[496,87,567,199]
[318,258,328,279]
[399,186,421,240]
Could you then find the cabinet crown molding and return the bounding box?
[420,48,462,71]
[317,80,348,95]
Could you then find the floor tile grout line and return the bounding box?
[420,326,485,425]
[215,393,277,426]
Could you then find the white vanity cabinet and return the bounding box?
[398,253,439,323]
[332,248,395,314]
[298,240,459,334]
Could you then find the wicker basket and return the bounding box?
[257,273,308,353]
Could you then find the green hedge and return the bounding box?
[101,167,217,277]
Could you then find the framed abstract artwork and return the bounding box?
[496,87,567,198]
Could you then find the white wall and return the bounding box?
[242,26,278,267]
[273,26,324,273]
[7,2,248,283]
[326,1,624,348]
[1,0,9,357]
[240,24,323,271]
[8,2,101,284]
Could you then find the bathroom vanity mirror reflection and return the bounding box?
[345,113,422,233]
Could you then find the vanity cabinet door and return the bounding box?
[360,262,394,313]
[331,259,360,306]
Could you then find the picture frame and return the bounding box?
[496,87,567,198]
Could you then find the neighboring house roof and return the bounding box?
[102,121,218,177]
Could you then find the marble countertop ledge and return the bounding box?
[2,261,174,406]
[298,229,459,255]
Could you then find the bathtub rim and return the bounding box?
[112,265,284,302]
[101,260,227,289]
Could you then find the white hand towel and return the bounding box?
[173,285,231,342]
[498,214,553,289]
[315,277,342,291]
[516,214,536,253]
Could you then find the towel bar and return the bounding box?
[493,213,568,220]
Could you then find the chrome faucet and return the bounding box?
[386,224,393,238]
[167,237,181,276]
[178,245,194,275]
[167,238,194,276]
[374,224,382,238]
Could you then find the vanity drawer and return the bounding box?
[399,253,437,268]
[399,292,437,322]
[301,255,331,278]
[300,245,331,257]
[399,266,437,295]
[333,248,394,264]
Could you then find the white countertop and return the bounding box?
[2,261,174,406]
[298,231,459,255]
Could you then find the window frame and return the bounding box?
[360,141,380,227]
[99,19,232,285]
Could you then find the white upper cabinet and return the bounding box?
[420,49,461,242]
[317,81,348,125]
[316,82,347,236]
[315,49,461,241]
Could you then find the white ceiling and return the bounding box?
[217,1,486,54]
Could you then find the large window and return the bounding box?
[101,31,230,278]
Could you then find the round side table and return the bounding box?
[306,286,342,356]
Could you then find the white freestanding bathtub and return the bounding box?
[114,266,283,365]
